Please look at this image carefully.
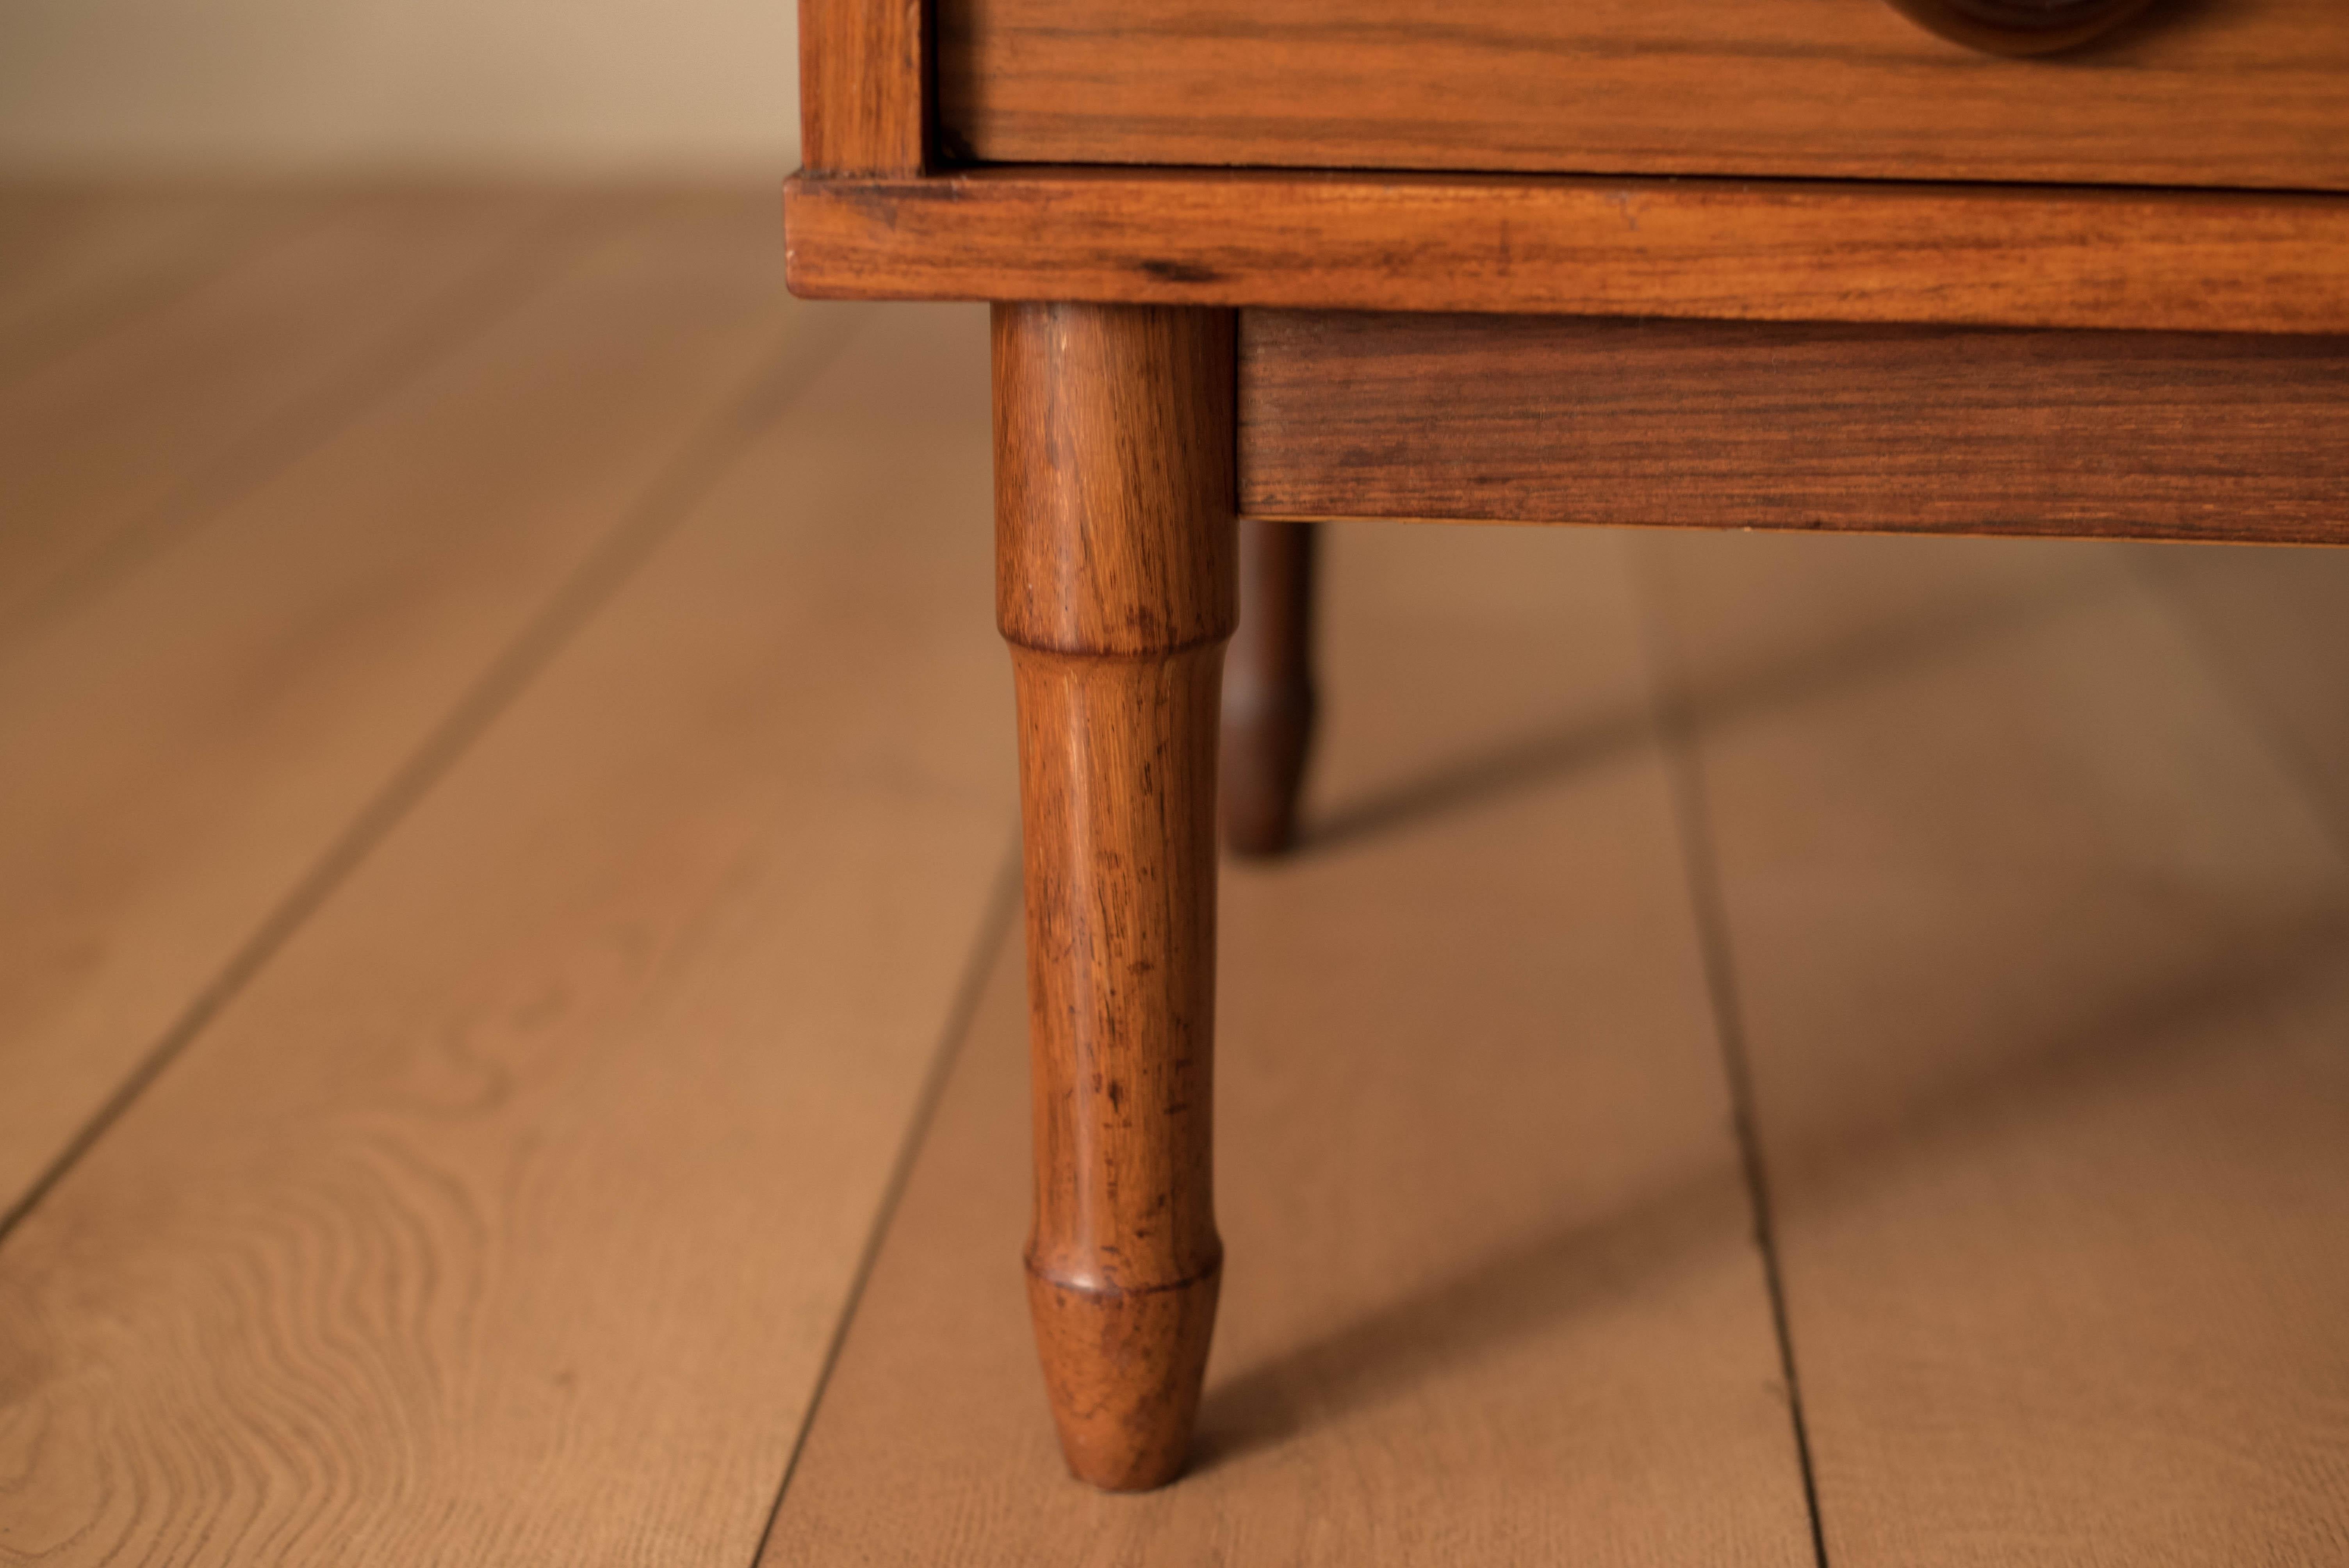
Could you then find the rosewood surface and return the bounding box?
[784,170,2349,335]
[1220,519,1317,857]
[937,0,2349,190]
[995,301,1234,1490]
[1239,312,2349,544]
[798,0,927,174]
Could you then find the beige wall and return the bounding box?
[0,0,798,175]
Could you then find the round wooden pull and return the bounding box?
[1885,0,2158,55]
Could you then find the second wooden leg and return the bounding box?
[1222,519,1319,857]
[995,301,1235,1491]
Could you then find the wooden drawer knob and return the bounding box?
[1886,0,2158,54]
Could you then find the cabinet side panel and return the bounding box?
[802,0,927,175]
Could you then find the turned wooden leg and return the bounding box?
[994,301,1234,1491]
[1221,519,1319,856]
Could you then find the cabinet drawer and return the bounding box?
[938,0,2349,192]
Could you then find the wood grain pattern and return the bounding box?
[783,169,2349,335]
[0,196,807,1225]
[798,0,927,174]
[995,302,1237,1490]
[0,300,1015,1565]
[0,189,572,644]
[937,0,2349,191]
[1221,519,1317,857]
[1240,311,2349,545]
[766,522,1815,1564]
[1636,529,2349,1563]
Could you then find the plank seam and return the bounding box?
[1629,541,1834,1568]
[0,309,866,1249]
[750,843,1023,1564]
[0,196,597,658]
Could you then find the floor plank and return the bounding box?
[2136,542,2349,839]
[1637,530,2349,1565]
[0,303,1015,1565]
[0,186,301,380]
[766,524,1817,1566]
[0,187,574,641]
[0,193,814,1221]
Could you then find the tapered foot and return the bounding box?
[1221,518,1319,856]
[995,301,1235,1491]
[1026,1262,1223,1490]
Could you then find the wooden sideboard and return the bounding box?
[784,0,2349,1492]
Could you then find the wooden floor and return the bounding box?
[2,189,2345,1566]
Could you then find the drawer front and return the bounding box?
[939,0,2349,192]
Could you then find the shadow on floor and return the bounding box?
[1298,561,2119,856]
